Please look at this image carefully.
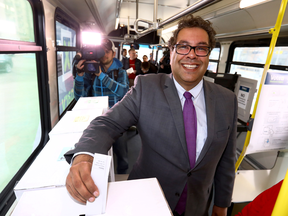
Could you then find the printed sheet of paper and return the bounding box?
[86,153,111,216]
[248,71,288,154]
[126,67,134,74]
[72,96,109,111]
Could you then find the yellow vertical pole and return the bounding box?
[235,0,288,172]
[271,169,288,216]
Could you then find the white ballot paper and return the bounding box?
[126,67,134,74]
[86,153,111,216]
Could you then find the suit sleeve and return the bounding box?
[65,75,142,164]
[214,93,238,207]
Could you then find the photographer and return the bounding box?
[74,38,130,174]
[158,50,172,74]
[74,38,129,107]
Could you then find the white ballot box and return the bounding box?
[14,134,83,199]
[14,134,115,200]
[72,96,109,111]
[49,109,104,139]
[11,178,172,216]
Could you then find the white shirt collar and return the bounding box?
[173,77,203,100]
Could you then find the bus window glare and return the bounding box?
[82,32,101,45]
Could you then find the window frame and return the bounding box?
[208,42,221,73]
[226,38,288,74]
[0,0,51,214]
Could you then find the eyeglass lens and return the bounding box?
[176,44,209,56]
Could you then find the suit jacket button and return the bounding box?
[175,192,180,197]
[187,172,191,177]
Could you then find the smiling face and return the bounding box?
[170,27,210,91]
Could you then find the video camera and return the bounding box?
[72,32,109,77]
[73,45,105,74]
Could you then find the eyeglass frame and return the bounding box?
[173,44,211,57]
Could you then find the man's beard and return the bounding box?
[102,58,113,67]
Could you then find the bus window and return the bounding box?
[0,0,44,203]
[208,45,220,73]
[228,43,288,115]
[55,9,79,117]
[137,44,151,61]
[0,1,34,42]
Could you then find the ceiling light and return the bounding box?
[82,32,101,45]
[239,0,271,9]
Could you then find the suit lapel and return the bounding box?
[195,80,215,167]
[163,74,190,162]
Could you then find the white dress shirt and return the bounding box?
[173,77,208,161]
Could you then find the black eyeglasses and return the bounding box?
[173,44,211,57]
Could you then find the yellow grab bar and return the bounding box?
[235,0,288,172]
[271,169,288,216]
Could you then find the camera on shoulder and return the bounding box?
[74,45,105,74]
[72,32,106,78]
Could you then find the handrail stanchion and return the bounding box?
[271,169,288,216]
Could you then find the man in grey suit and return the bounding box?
[65,14,237,216]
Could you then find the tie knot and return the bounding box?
[184,91,192,99]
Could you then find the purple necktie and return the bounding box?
[175,91,197,215]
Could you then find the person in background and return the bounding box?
[158,50,172,74]
[141,61,157,74]
[121,48,128,68]
[122,48,141,87]
[143,54,158,73]
[65,14,237,216]
[149,52,156,65]
[236,180,284,216]
[142,55,148,62]
[73,38,130,174]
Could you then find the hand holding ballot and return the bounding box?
[66,154,99,204]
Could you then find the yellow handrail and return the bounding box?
[271,169,288,216]
[235,0,288,172]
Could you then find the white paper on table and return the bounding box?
[86,153,111,216]
[126,67,134,74]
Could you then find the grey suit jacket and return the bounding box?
[65,73,238,216]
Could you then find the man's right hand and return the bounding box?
[66,154,99,204]
[76,59,86,77]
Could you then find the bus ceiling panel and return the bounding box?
[56,0,114,34]
[210,10,256,35]
[245,0,287,29]
[191,0,286,38]
[88,0,117,34]
[120,0,195,28]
